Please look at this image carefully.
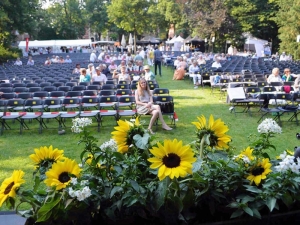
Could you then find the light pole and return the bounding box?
[211,37,215,53]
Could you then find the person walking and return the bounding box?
[154,46,162,77]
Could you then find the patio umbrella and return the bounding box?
[129,33,133,45]
[121,34,126,47]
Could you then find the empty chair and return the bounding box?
[1,93,16,100]
[57,86,71,93]
[14,87,28,93]
[66,91,82,98]
[43,86,57,92]
[72,85,86,91]
[83,90,98,96]
[39,82,52,88]
[0,87,13,93]
[79,82,90,86]
[28,87,42,93]
[263,86,277,92]
[26,83,39,88]
[61,97,81,111]
[0,83,12,87]
[60,98,81,129]
[152,88,169,95]
[80,97,100,132]
[116,84,130,90]
[65,82,77,87]
[81,96,99,110]
[86,85,101,92]
[116,89,131,96]
[99,90,115,96]
[17,92,32,100]
[52,82,65,88]
[49,91,65,98]
[43,98,62,111]
[99,95,118,124]
[33,91,49,99]
[34,79,45,84]
[101,84,115,90]
[13,83,26,88]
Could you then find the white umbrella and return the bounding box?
[121,34,126,47]
[129,33,133,45]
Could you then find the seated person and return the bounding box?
[51,55,57,63]
[117,60,126,71]
[126,61,135,73]
[102,64,110,76]
[267,68,282,84]
[211,59,222,69]
[108,61,118,72]
[135,78,172,134]
[27,56,34,66]
[113,66,131,83]
[189,60,201,88]
[14,58,22,66]
[197,55,206,65]
[92,67,107,84]
[79,68,91,82]
[44,57,51,65]
[172,57,187,80]
[133,60,144,75]
[58,56,64,63]
[73,64,81,74]
[87,63,96,77]
[282,68,295,82]
[143,65,155,81]
[294,76,300,91]
[64,55,72,63]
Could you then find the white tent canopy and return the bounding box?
[244,36,268,57]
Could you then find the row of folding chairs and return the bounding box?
[0,94,175,134]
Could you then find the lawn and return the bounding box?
[0,64,299,209]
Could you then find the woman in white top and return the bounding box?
[113,66,131,83]
[267,68,282,84]
[135,78,172,134]
[87,63,96,77]
[92,67,107,84]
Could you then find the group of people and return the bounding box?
[45,55,72,65]
[267,67,300,90]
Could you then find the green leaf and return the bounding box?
[130,180,140,192]
[243,206,253,216]
[230,209,244,219]
[192,158,203,172]
[133,133,150,150]
[281,192,293,208]
[266,197,276,212]
[244,185,262,193]
[252,208,261,219]
[110,186,123,198]
[171,196,183,212]
[36,196,61,222]
[154,179,167,211]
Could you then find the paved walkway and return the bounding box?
[0,212,26,225]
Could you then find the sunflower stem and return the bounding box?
[199,136,206,159]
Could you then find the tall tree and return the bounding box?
[273,0,300,59]
[107,0,151,52]
[47,0,86,39]
[84,0,109,40]
[0,0,41,46]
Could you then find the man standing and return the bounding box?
[154,46,162,77]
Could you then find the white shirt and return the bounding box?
[14,60,22,66]
[212,62,222,68]
[65,58,72,63]
[189,64,200,74]
[267,74,282,83]
[92,73,107,83]
[90,52,97,62]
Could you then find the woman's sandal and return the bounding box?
[162,125,172,131]
[147,129,155,135]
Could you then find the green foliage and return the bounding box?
[0,45,19,63]
[273,0,300,59]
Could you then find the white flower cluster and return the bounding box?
[71,118,93,133]
[68,178,92,201]
[275,151,300,174]
[100,139,118,151]
[257,118,282,134]
[232,155,251,164]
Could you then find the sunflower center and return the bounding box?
[162,153,181,168]
[58,172,71,183]
[252,167,265,176]
[4,182,14,195]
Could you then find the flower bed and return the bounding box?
[1,116,300,225]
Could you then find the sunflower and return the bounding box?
[111,117,143,153]
[29,145,64,166]
[148,139,196,181]
[85,154,101,168]
[235,147,255,162]
[44,158,82,190]
[0,170,25,207]
[192,114,231,149]
[246,158,272,186]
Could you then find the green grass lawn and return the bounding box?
[0,65,299,210]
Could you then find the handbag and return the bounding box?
[156,101,174,113]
